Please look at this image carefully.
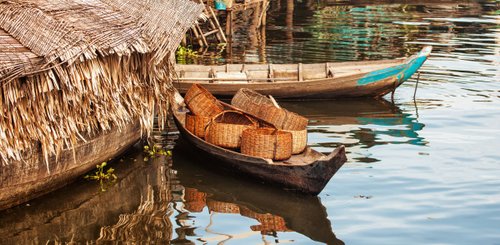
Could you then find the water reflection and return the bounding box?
[279,98,425,163]
[0,1,498,244]
[0,141,343,244]
[172,143,344,244]
[193,0,498,66]
[0,146,172,243]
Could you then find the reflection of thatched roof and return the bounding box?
[0,0,203,164]
[98,186,173,242]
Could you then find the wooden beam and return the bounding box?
[298,63,303,81]
[174,77,295,81]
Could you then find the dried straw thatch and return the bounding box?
[0,0,203,165]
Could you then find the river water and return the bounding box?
[1,0,499,244]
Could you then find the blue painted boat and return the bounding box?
[174,46,432,99]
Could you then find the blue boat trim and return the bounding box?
[356,48,430,86]
[357,64,406,86]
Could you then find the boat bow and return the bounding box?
[357,46,432,87]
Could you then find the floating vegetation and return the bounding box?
[84,162,117,191]
[176,46,198,64]
[143,145,172,162]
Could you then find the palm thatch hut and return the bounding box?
[0,0,203,210]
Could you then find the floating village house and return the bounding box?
[0,0,203,210]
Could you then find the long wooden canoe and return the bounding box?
[0,122,141,210]
[174,46,432,99]
[171,92,347,195]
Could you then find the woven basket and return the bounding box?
[250,215,287,232]
[184,188,207,213]
[184,187,206,202]
[185,201,206,213]
[231,88,308,130]
[285,128,307,154]
[207,199,240,213]
[239,206,256,219]
[184,84,223,117]
[205,110,258,149]
[241,128,292,160]
[185,113,211,138]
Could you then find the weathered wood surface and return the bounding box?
[175,46,432,99]
[0,121,141,210]
[172,94,347,195]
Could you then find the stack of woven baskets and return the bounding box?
[184,84,308,161]
[232,88,308,159]
[184,84,257,149]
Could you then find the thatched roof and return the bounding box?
[0,0,203,165]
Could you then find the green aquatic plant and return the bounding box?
[176,46,198,64]
[177,46,198,57]
[143,145,172,162]
[84,162,117,191]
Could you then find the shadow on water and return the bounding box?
[172,142,344,244]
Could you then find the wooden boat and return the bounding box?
[171,91,347,195]
[174,46,432,99]
[0,122,141,210]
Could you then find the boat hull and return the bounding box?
[0,121,141,210]
[175,75,399,99]
[175,46,432,99]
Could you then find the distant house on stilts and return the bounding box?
[0,0,203,210]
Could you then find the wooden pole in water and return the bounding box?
[225,9,233,39]
[286,0,293,43]
[391,78,397,103]
[413,71,420,99]
[225,8,233,60]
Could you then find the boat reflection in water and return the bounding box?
[172,143,344,244]
[0,140,344,244]
[280,98,425,163]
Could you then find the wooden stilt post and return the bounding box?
[259,0,268,28]
[191,26,205,47]
[225,9,233,40]
[207,6,227,43]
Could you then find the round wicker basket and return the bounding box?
[205,110,258,149]
[185,201,206,213]
[231,88,308,130]
[284,128,307,154]
[184,187,207,213]
[185,113,211,138]
[184,187,206,202]
[184,84,223,117]
[207,199,240,213]
[241,128,292,160]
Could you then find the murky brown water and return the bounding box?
[1,0,499,244]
